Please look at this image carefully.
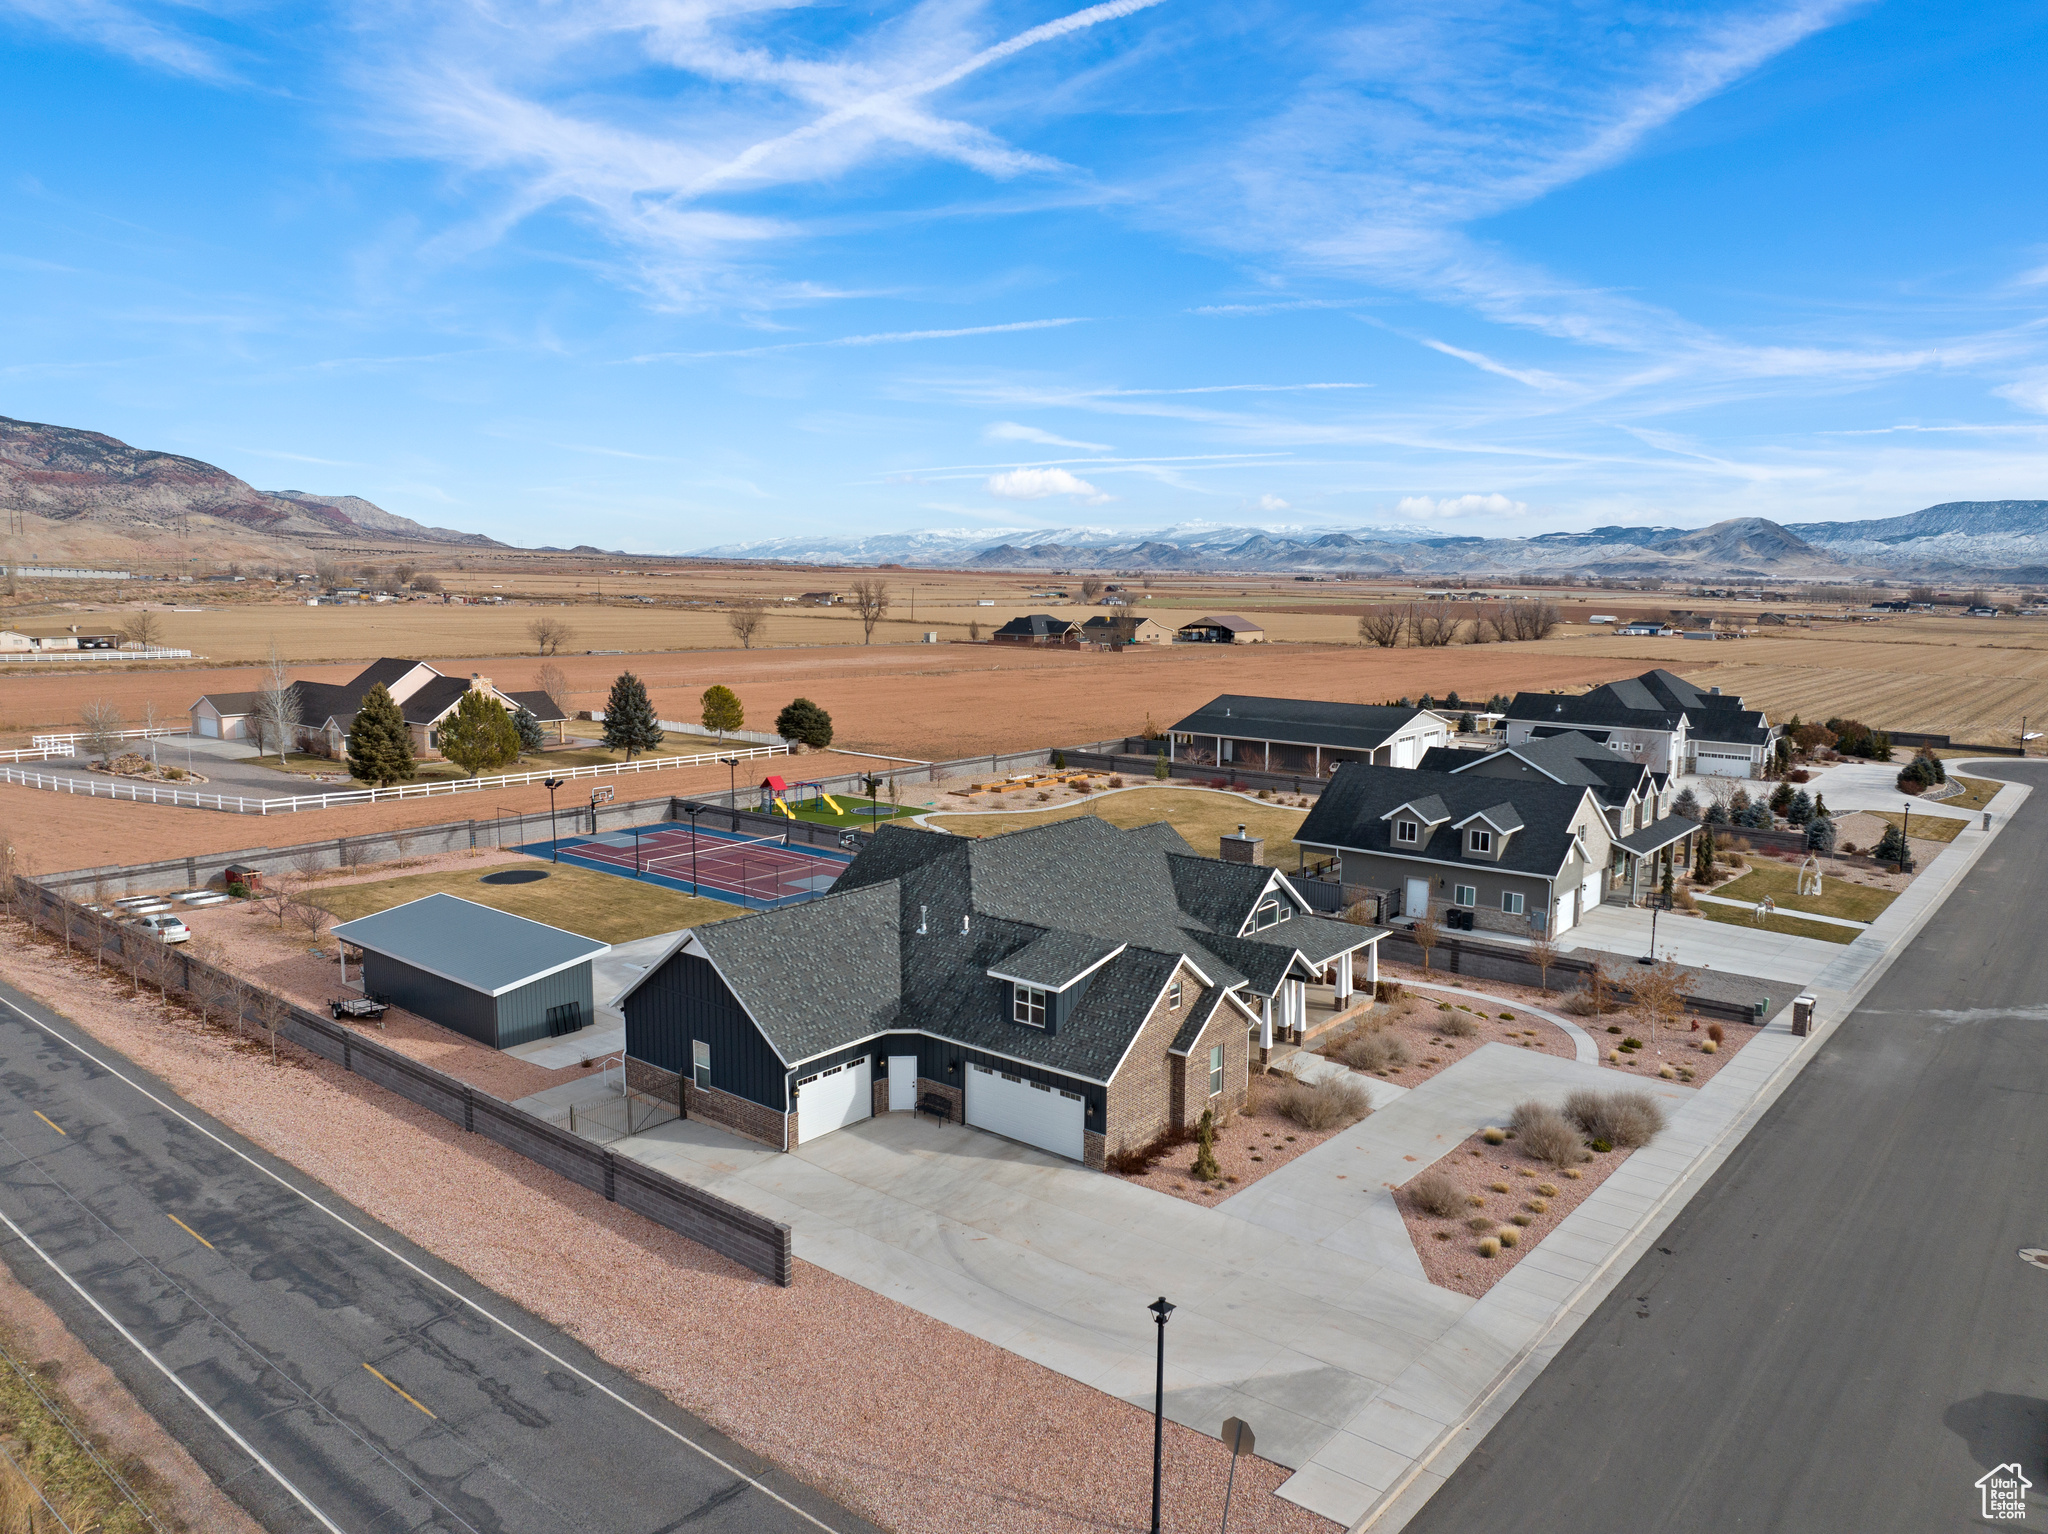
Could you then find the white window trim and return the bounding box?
[1014,985,1049,1029]
[1395,820,1419,844]
[691,1038,712,1090]
[1208,1044,1225,1097]
[1168,977,1183,1010]
[1501,891,1525,916]
[1468,829,1492,854]
[1454,884,1477,907]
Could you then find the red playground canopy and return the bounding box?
[761,775,789,792]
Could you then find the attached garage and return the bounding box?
[1694,748,1754,778]
[965,1061,1086,1161]
[795,1058,872,1144]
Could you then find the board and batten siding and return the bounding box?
[364,953,498,1046]
[626,951,788,1112]
[494,964,596,1049]
[881,1032,1107,1137]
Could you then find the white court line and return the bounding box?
[0,992,850,1534]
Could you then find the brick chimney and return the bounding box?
[470,673,492,692]
[1220,824,1264,865]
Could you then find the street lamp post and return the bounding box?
[1148,1296,1175,1534]
[682,801,706,895]
[543,777,565,862]
[720,756,741,828]
[1899,800,1911,874]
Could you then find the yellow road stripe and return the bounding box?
[166,1213,214,1250]
[31,1111,64,1136]
[363,1363,437,1419]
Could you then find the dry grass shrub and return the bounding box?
[1482,1126,1506,1144]
[1508,1100,1586,1167]
[1497,1227,1520,1248]
[1463,1214,1494,1234]
[1334,1032,1409,1072]
[1564,1088,1667,1150]
[1440,1012,1480,1038]
[1477,1236,1501,1258]
[1405,1168,1462,1218]
[1272,1076,1371,1131]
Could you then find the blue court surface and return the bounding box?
[515,821,854,911]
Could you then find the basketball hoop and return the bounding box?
[590,785,614,807]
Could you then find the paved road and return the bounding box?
[1407,762,2048,1533]
[0,979,876,1534]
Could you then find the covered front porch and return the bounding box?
[1248,937,1383,1057]
[1608,815,1701,907]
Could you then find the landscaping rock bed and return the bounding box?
[1108,1071,1369,1207]
[1320,981,1578,1087]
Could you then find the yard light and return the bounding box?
[1900,801,1911,874]
[721,756,741,821]
[1149,1296,1175,1534]
[544,777,565,862]
[682,800,707,895]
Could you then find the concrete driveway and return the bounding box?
[607,1043,1692,1518]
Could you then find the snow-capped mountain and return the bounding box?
[1787,502,2048,575]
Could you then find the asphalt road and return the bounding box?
[0,979,878,1534]
[1408,762,2048,1533]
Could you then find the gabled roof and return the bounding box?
[1455,802,1525,834]
[1181,614,1264,632]
[331,893,609,995]
[993,613,1080,637]
[1381,794,1449,825]
[1421,732,1654,806]
[1169,694,1436,752]
[399,675,474,725]
[1299,764,1599,879]
[504,690,567,723]
[642,816,1387,1083]
[1504,668,1774,747]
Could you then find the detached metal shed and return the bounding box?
[330,893,610,1049]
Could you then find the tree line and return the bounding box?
[1356,599,1562,647]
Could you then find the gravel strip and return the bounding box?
[1110,1072,1361,1207]
[1395,1128,1638,1298]
[0,920,1337,1534]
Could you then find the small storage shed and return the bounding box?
[330,893,610,1049]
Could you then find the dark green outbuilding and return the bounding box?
[331,893,609,1049]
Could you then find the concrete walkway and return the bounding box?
[1393,982,1599,1063]
[1690,891,1869,930]
[1563,903,1839,987]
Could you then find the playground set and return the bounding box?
[757,774,921,827]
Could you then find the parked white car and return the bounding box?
[134,914,190,944]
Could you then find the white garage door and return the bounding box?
[794,1058,872,1145]
[196,714,219,739]
[1695,751,1751,778]
[965,1062,1085,1161]
[1580,867,1602,914]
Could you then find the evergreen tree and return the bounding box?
[1806,814,1837,854]
[1786,789,1814,826]
[1770,780,1794,816]
[512,706,546,753]
[1874,822,1914,870]
[1660,856,1676,905]
[440,689,521,777]
[1704,799,1728,827]
[1813,793,1828,818]
[700,684,744,739]
[1693,828,1715,883]
[1154,751,1170,780]
[345,682,415,787]
[1192,1109,1220,1183]
[602,672,663,759]
[775,697,834,749]
[1673,786,1700,820]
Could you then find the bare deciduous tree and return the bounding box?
[1525,933,1559,991]
[1410,914,1440,973]
[253,642,300,764]
[393,560,417,587]
[1080,578,1105,602]
[1634,956,1685,1058]
[1498,599,1563,642]
[411,572,443,594]
[528,615,574,656]
[533,662,573,719]
[1467,604,1505,643]
[726,599,767,649]
[79,699,124,760]
[966,619,981,642]
[850,578,889,644]
[1408,601,1459,647]
[121,609,162,649]
[1356,606,1406,647]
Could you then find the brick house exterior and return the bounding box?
[616,818,1379,1167]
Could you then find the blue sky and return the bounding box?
[4,0,2046,552]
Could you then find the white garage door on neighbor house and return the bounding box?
[965,1062,1086,1160]
[1694,749,1753,777]
[795,1058,872,1145]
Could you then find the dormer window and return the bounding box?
[1252,900,1290,930]
[1467,829,1493,855]
[1395,819,1419,844]
[1013,985,1048,1028]
[1168,978,1183,1010]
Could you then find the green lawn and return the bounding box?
[1711,860,1899,923]
[1864,809,1964,844]
[1697,903,1858,944]
[782,794,922,829]
[307,860,744,944]
[929,787,1311,866]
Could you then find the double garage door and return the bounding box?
[965,1062,1085,1161]
[1694,749,1753,778]
[794,1058,872,1145]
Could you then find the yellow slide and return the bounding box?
[819,793,844,814]
[772,797,795,818]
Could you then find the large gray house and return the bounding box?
[1297,763,1627,936]
[191,657,565,759]
[1167,695,1449,775]
[1501,668,1778,779]
[614,817,1388,1166]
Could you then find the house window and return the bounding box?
[1014,985,1049,1028]
[1253,901,1286,930]
[691,1039,711,1091]
[1208,1045,1225,1097]
[1168,977,1183,1010]
[1468,829,1493,854]
[1395,819,1419,844]
[1454,884,1476,907]
[1501,891,1525,916]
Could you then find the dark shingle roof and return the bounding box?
[1505,669,1773,747]
[505,690,567,723]
[1422,733,1655,807]
[400,675,473,724]
[1615,817,1697,856]
[674,816,1387,1082]
[1182,614,1264,633]
[192,690,261,716]
[1170,695,1436,753]
[1298,764,1596,878]
[993,613,1080,638]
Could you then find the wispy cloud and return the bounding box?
[632,318,1088,361]
[2,0,237,82]
[985,421,1113,451]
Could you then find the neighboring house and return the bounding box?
[1502,668,1779,779]
[1079,615,1174,646]
[331,894,608,1050]
[798,591,842,606]
[1418,732,1698,906]
[189,657,567,757]
[1296,763,1620,937]
[991,613,1084,646]
[614,817,1388,1166]
[0,624,120,651]
[1168,695,1449,775]
[1614,621,1672,636]
[1177,614,1266,644]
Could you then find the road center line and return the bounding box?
[165,1212,214,1249]
[363,1364,437,1420]
[30,1111,62,1135]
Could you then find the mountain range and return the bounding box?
[0,415,500,549]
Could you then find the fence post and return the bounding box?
[603,1149,616,1202]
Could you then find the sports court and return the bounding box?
[516,821,855,910]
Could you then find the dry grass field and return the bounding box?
[305,859,742,943]
[928,787,1314,867]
